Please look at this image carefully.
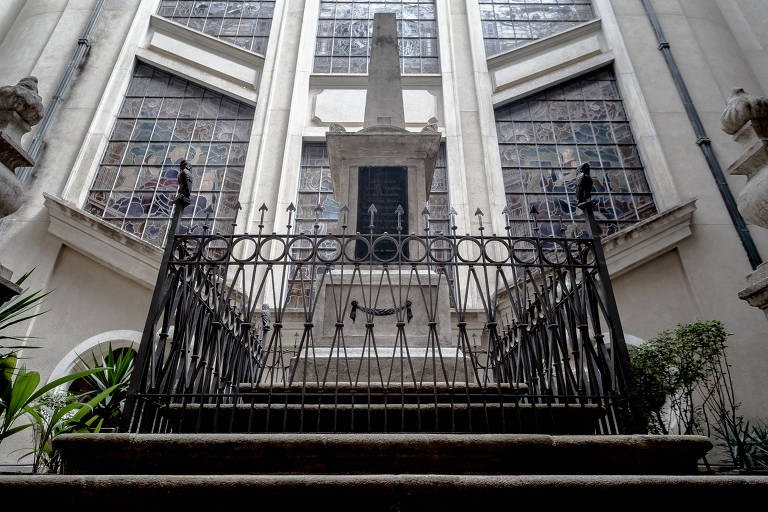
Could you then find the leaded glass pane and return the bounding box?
[158,0,275,54]
[478,0,595,57]
[314,0,440,74]
[86,62,255,247]
[494,67,656,237]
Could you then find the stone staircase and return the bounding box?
[2,433,768,507]
[3,385,767,505]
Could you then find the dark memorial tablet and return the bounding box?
[356,166,408,260]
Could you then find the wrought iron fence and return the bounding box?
[122,162,645,435]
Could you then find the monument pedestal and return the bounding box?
[292,268,473,383]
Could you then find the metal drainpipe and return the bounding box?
[15,0,107,186]
[641,0,762,270]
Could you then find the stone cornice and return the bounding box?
[44,194,161,290]
[309,74,442,88]
[486,18,603,69]
[602,199,697,278]
[148,14,265,67]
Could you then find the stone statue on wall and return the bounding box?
[0,76,44,219]
[720,88,768,135]
[721,88,768,317]
[0,77,44,130]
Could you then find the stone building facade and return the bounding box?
[1,0,767,462]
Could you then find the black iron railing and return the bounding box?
[122,162,645,435]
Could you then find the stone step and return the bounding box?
[54,433,712,476]
[3,474,766,506]
[236,382,528,404]
[287,352,476,382]
[153,401,605,434]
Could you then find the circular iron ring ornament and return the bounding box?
[428,236,454,263]
[232,236,260,263]
[317,235,342,263]
[511,238,539,265]
[258,235,287,262]
[401,235,428,263]
[201,235,231,263]
[371,235,400,263]
[540,239,569,265]
[456,236,482,263]
[343,234,372,263]
[567,239,594,266]
[287,235,316,262]
[482,237,511,264]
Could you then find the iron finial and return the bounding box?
[368,203,377,232]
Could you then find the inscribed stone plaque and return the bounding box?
[356,166,408,260]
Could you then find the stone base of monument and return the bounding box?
[312,269,452,348]
[287,346,475,384]
[300,267,460,382]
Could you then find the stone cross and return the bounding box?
[363,12,404,130]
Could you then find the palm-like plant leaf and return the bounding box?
[0,270,51,350]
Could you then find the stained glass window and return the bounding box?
[157,0,275,55]
[314,0,440,74]
[478,0,594,57]
[286,142,449,307]
[495,67,656,237]
[85,62,255,247]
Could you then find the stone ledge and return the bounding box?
[54,433,711,476]
[149,14,265,66]
[147,14,263,91]
[43,194,161,290]
[487,18,603,69]
[738,261,768,311]
[0,130,33,170]
[603,199,697,278]
[486,19,609,104]
[309,74,442,88]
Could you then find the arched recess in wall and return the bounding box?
[47,329,142,384]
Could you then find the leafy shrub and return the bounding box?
[629,320,767,470]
